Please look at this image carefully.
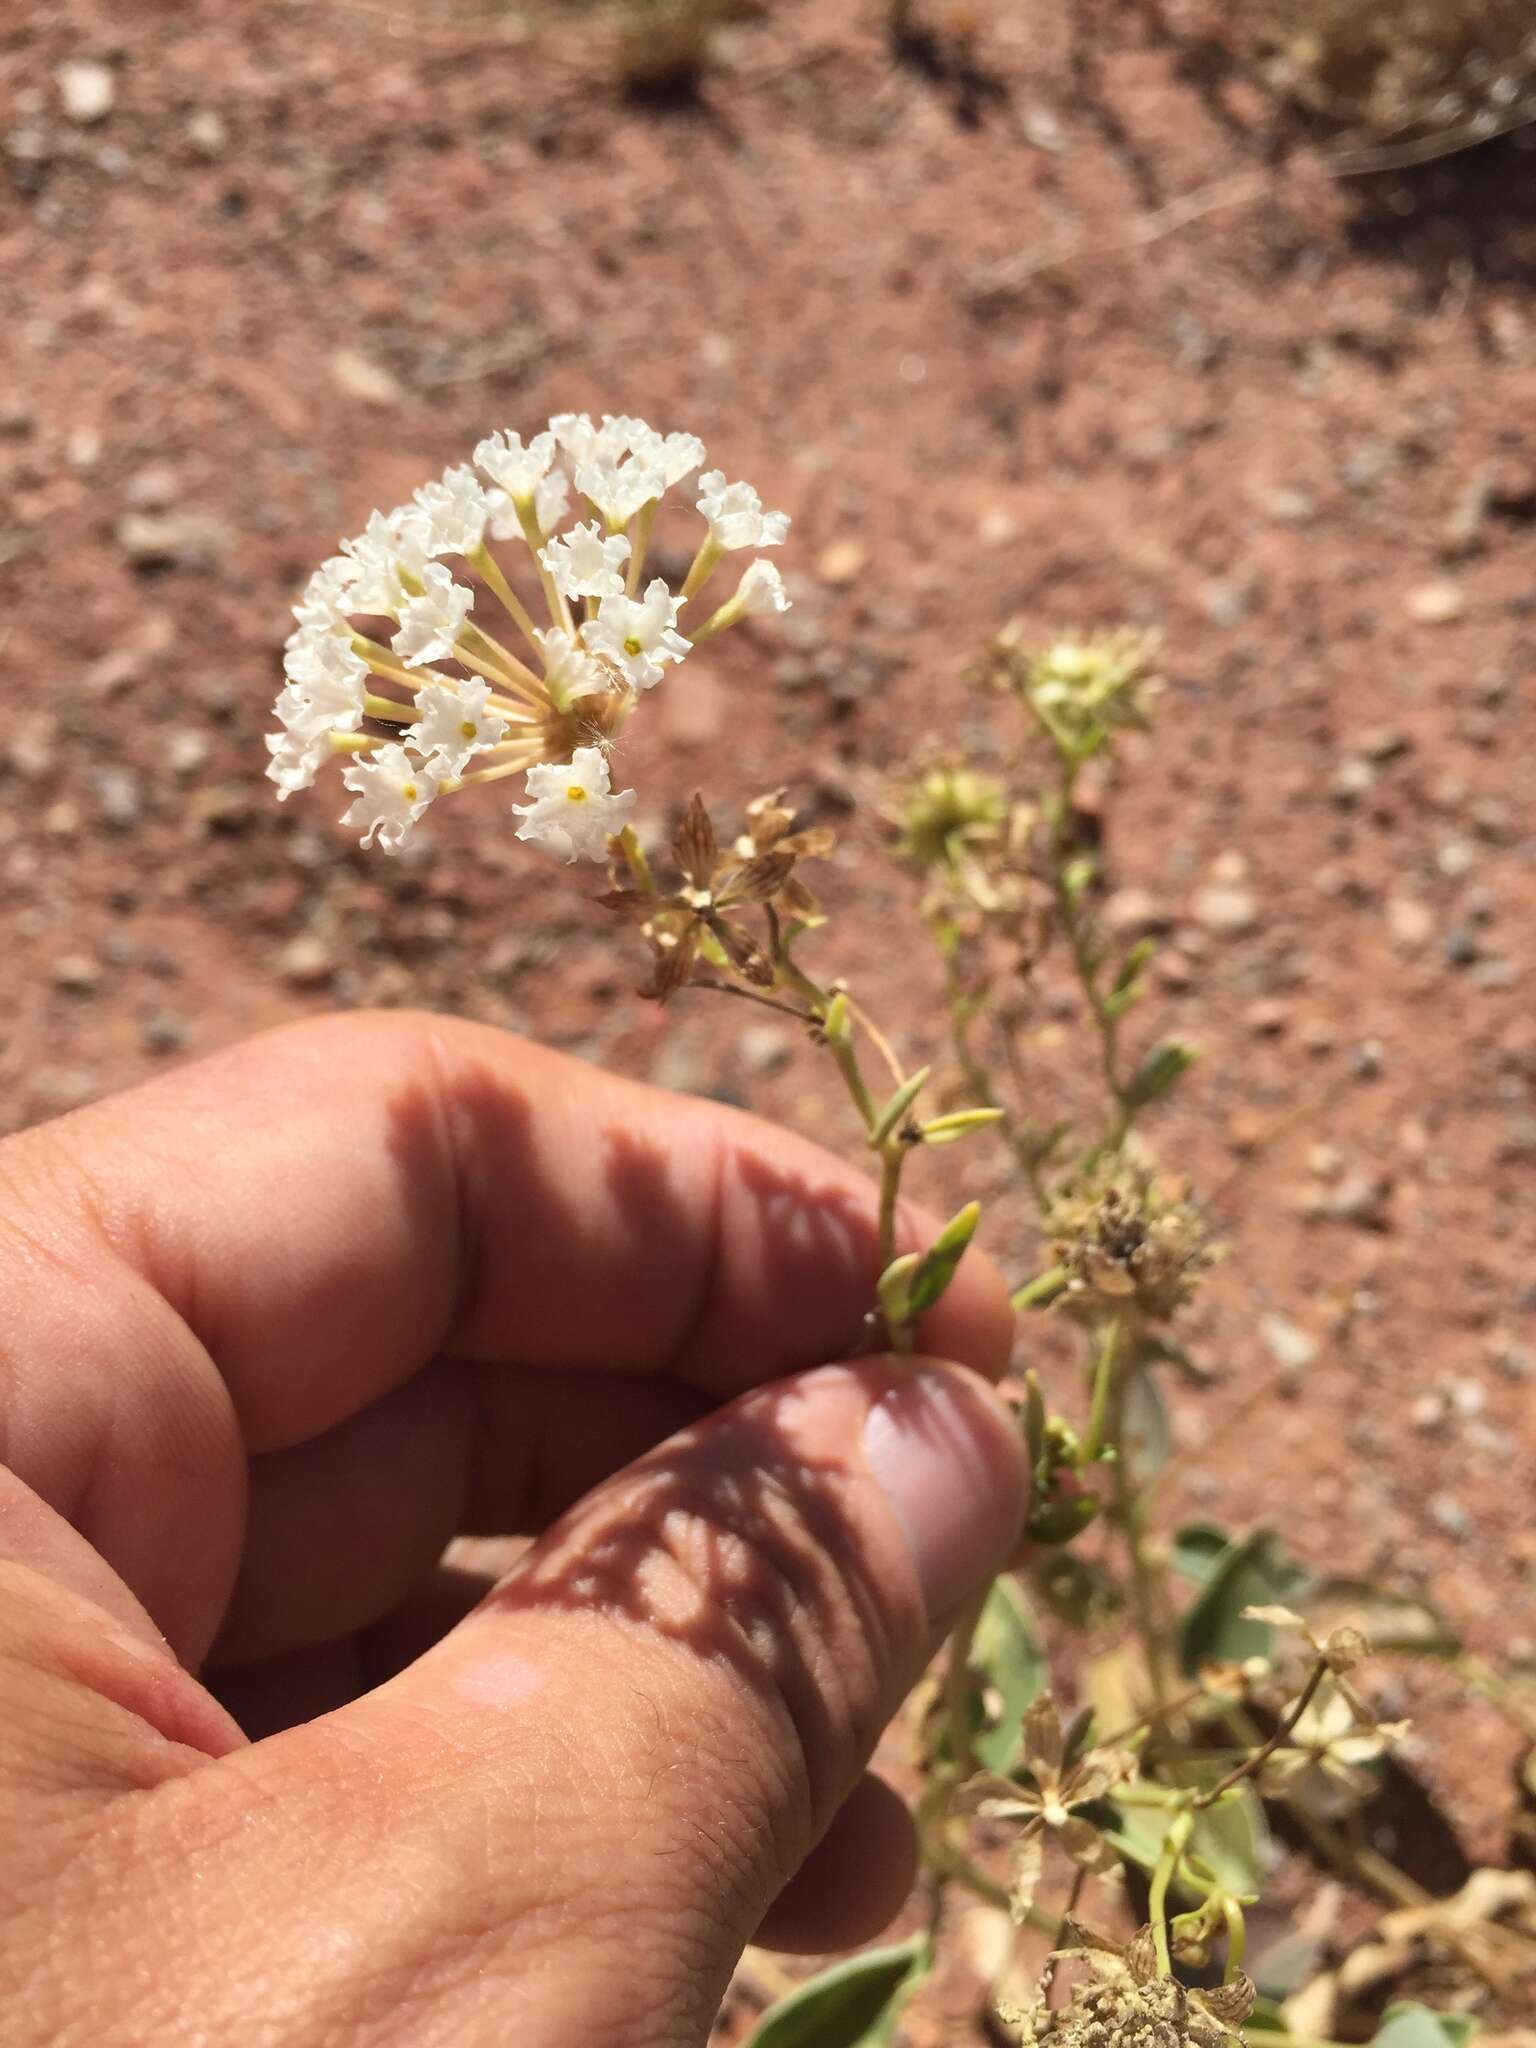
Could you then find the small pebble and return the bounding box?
[1429,1494,1470,1540]
[56,59,115,124]
[1190,885,1259,937]
[52,954,101,993]
[1259,1313,1317,1374]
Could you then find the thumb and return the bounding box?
[163,1358,1028,2047]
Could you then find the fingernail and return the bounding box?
[862,1365,1029,1621]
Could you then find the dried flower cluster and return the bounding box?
[1046,1162,1213,1324]
[602,790,833,1000]
[1014,1928,1253,2048]
[268,414,791,856]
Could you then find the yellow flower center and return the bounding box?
[460,719,478,741]
[623,635,643,657]
[566,785,588,803]
[402,782,419,802]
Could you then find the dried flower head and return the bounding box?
[1016,1925,1254,2048]
[602,792,832,1001]
[1025,631,1163,762]
[1047,1160,1213,1322]
[266,413,791,857]
[898,764,1009,872]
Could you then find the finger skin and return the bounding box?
[0,1012,1013,1662]
[104,1360,1027,2048]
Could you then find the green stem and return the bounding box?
[1221,1896,1247,1983]
[941,1587,986,1780]
[1046,761,1131,1153]
[1106,1367,1172,1713]
[1149,1809,1193,1975]
[876,1144,915,1355]
[1080,1315,1121,1464]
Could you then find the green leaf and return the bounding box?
[1371,2003,1479,2048]
[1112,939,1157,995]
[1011,1266,1067,1312]
[1103,980,1147,1021]
[1124,1040,1197,1110]
[970,1577,1048,1773]
[907,1202,981,1316]
[742,1935,931,2048]
[1170,1522,1235,1587]
[1302,1579,1462,1660]
[1107,1782,1270,1901]
[918,1107,1005,1146]
[869,1067,932,1147]
[1177,1530,1312,1676]
[1119,1367,1170,1484]
[876,1253,919,1329]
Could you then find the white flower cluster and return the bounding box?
[267,414,791,859]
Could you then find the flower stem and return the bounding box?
[469,543,543,658]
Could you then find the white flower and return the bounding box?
[411,675,509,776]
[391,561,474,668]
[412,465,492,557]
[576,456,666,531]
[697,469,790,550]
[473,427,556,503]
[292,555,363,634]
[550,412,633,470]
[535,626,612,703]
[540,519,631,602]
[735,558,791,616]
[265,722,328,799]
[282,628,370,715]
[634,427,706,488]
[512,745,636,862]
[485,475,568,544]
[341,740,441,853]
[534,466,571,535]
[581,579,691,691]
[342,505,435,613]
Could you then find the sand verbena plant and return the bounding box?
[270,420,1536,2048]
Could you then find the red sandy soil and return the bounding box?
[3,0,1536,2035]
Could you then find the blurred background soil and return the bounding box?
[3,0,1535,2030]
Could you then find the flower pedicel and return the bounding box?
[267,414,790,860]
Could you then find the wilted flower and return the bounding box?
[265,413,792,857]
[1047,1160,1213,1322]
[971,1698,1134,1922]
[602,791,831,1001]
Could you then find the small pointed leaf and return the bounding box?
[1124,1040,1197,1110]
[907,1202,981,1316]
[877,1253,920,1329]
[918,1107,1005,1146]
[869,1066,932,1147]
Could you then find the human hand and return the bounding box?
[0,1014,1026,2046]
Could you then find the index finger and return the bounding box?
[14,1013,1014,1454]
